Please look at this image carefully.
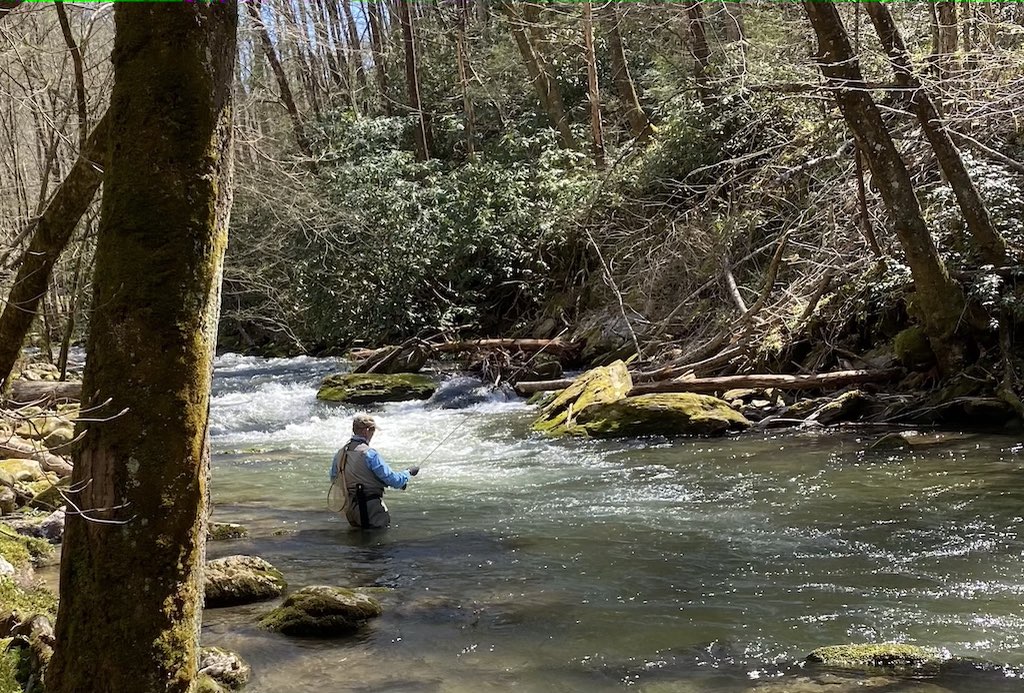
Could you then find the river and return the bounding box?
[200,354,1024,692]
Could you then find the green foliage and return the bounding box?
[0,577,57,621]
[0,527,51,569]
[0,643,24,693]
[290,114,593,348]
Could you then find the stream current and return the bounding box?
[201,354,1024,692]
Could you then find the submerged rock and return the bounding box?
[532,361,632,436]
[204,555,286,608]
[208,522,248,541]
[198,646,251,690]
[259,585,382,636]
[575,393,750,437]
[806,643,942,669]
[316,372,437,404]
[426,376,513,410]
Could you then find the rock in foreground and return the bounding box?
[205,555,286,608]
[806,643,942,669]
[532,361,632,436]
[259,585,382,636]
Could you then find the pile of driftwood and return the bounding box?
[350,337,580,384]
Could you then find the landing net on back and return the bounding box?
[327,478,347,513]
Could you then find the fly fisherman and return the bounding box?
[329,413,419,529]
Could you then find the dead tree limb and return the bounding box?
[629,368,902,396]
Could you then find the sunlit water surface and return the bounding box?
[202,354,1024,692]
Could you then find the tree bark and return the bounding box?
[399,0,430,161]
[864,1,1008,266]
[246,0,314,160]
[582,2,605,168]
[455,7,477,159]
[601,4,653,141]
[0,111,110,391]
[803,1,967,370]
[47,3,236,692]
[54,2,88,151]
[501,1,576,149]
[341,0,368,100]
[368,0,391,115]
[684,1,713,104]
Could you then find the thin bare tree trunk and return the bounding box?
[582,2,605,168]
[803,0,967,371]
[501,1,576,149]
[864,1,1008,266]
[246,0,314,160]
[342,0,368,100]
[455,6,476,159]
[0,111,110,390]
[55,2,88,151]
[399,0,430,161]
[601,4,653,141]
[368,0,391,115]
[685,1,713,104]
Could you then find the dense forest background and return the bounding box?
[1,0,1023,380]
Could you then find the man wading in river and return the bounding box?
[329,414,419,529]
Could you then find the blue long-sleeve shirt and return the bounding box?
[329,435,410,489]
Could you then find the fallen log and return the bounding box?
[430,339,580,357]
[8,379,82,404]
[517,368,902,396]
[629,369,902,396]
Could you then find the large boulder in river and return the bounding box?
[205,555,286,608]
[316,373,436,404]
[575,393,750,437]
[532,361,633,436]
[258,585,382,636]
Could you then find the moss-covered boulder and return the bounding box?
[28,478,69,512]
[316,373,437,404]
[259,585,382,636]
[806,390,867,426]
[574,393,750,438]
[532,361,633,436]
[0,577,57,629]
[806,643,942,669]
[208,522,248,541]
[198,647,250,691]
[894,326,934,369]
[204,555,286,608]
[0,526,52,570]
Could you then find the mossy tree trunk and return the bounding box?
[602,4,653,142]
[864,1,1008,266]
[46,3,236,693]
[803,0,967,372]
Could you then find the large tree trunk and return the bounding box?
[501,1,576,149]
[803,1,967,371]
[47,3,236,692]
[246,0,313,160]
[601,4,653,141]
[864,2,1007,267]
[0,111,110,391]
[399,0,430,161]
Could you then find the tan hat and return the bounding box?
[352,413,379,432]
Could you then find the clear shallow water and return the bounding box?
[203,354,1024,692]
